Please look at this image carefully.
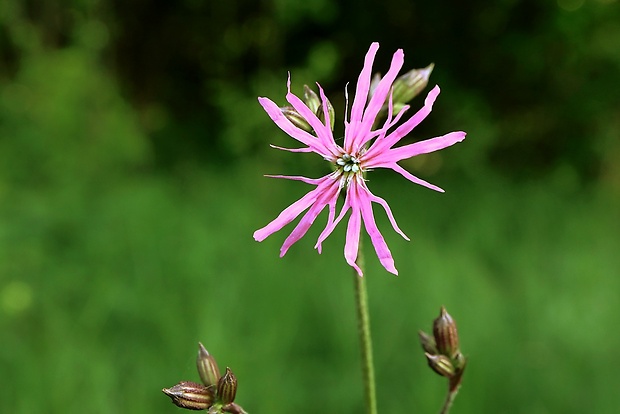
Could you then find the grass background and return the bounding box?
[1,0,620,413]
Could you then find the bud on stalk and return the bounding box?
[433,306,460,359]
[217,367,238,404]
[390,63,434,105]
[197,342,221,388]
[281,106,312,132]
[162,381,214,410]
[418,330,438,355]
[425,353,456,378]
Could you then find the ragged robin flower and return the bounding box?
[254,42,466,276]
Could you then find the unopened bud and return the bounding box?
[391,103,407,114]
[425,353,455,378]
[162,381,214,410]
[281,106,312,132]
[222,402,248,414]
[303,85,321,113]
[453,351,467,371]
[418,330,437,355]
[433,306,460,358]
[197,343,221,388]
[391,63,434,105]
[217,367,238,404]
[316,97,335,131]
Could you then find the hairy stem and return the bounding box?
[353,239,378,414]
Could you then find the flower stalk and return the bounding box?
[352,240,378,414]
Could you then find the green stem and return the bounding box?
[353,239,378,414]
[439,374,463,414]
[439,387,458,414]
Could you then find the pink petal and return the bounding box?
[363,185,409,241]
[364,85,441,159]
[386,163,445,193]
[280,178,341,256]
[345,42,379,149]
[360,100,409,149]
[270,144,314,153]
[263,175,325,185]
[258,97,329,155]
[314,191,351,252]
[344,202,363,276]
[317,83,334,131]
[367,131,466,166]
[350,49,404,152]
[285,78,340,158]
[315,191,338,255]
[254,177,331,241]
[354,184,398,275]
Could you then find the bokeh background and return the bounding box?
[1,0,620,413]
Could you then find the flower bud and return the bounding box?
[197,342,221,388]
[390,63,434,105]
[303,85,321,113]
[452,351,467,371]
[162,381,214,410]
[316,98,335,132]
[281,106,312,132]
[222,402,248,414]
[418,330,437,355]
[425,353,455,378]
[217,367,238,404]
[433,306,460,359]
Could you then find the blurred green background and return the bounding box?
[1,0,620,413]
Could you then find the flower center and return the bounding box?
[336,153,361,174]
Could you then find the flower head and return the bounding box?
[254,42,465,276]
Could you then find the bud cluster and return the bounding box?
[281,63,433,137]
[162,343,248,413]
[419,307,466,391]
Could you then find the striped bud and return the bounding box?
[390,63,434,105]
[418,330,438,355]
[433,306,460,359]
[217,367,238,404]
[316,97,335,132]
[197,343,221,388]
[281,106,312,132]
[162,381,214,410]
[425,353,455,378]
[303,85,321,113]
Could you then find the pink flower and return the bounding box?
[254,42,466,276]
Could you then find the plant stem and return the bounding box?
[353,239,378,414]
[439,375,463,414]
